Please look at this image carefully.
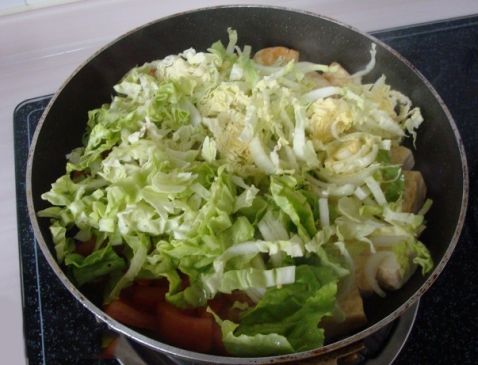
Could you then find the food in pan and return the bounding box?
[39,29,433,356]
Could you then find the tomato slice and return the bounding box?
[156,301,214,353]
[105,300,158,332]
[131,285,168,311]
[212,323,228,355]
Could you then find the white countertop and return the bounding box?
[1,0,477,363]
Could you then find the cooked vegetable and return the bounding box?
[39,28,433,356]
[402,170,427,213]
[104,300,158,332]
[156,301,215,353]
[235,265,338,353]
[390,145,415,170]
[131,284,168,310]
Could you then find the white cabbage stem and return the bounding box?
[364,251,395,297]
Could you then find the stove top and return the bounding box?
[14,15,478,365]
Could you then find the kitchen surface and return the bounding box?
[1,1,478,364]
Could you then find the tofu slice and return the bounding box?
[355,250,415,295]
[321,286,367,339]
[306,71,331,88]
[390,146,415,170]
[377,254,416,291]
[323,62,352,86]
[402,170,427,213]
[253,46,299,66]
[354,251,374,295]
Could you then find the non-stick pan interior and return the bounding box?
[29,5,466,357]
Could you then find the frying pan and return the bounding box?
[26,5,468,364]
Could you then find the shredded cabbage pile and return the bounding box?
[39,29,432,356]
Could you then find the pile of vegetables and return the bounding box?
[39,29,433,356]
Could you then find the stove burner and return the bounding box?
[114,302,418,365]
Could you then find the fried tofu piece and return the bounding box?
[390,146,415,170]
[306,71,331,88]
[353,250,373,294]
[402,170,427,213]
[253,46,299,66]
[323,62,352,86]
[321,286,367,339]
[377,254,416,291]
[355,249,418,296]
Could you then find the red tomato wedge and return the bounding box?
[196,294,227,318]
[156,301,214,353]
[212,322,228,355]
[131,285,168,311]
[105,300,158,332]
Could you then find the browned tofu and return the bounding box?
[390,146,415,170]
[355,250,415,295]
[377,254,416,291]
[402,170,427,213]
[353,250,374,295]
[253,46,299,66]
[306,71,331,88]
[321,286,367,339]
[323,62,351,86]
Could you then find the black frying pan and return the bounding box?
[26,6,468,364]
